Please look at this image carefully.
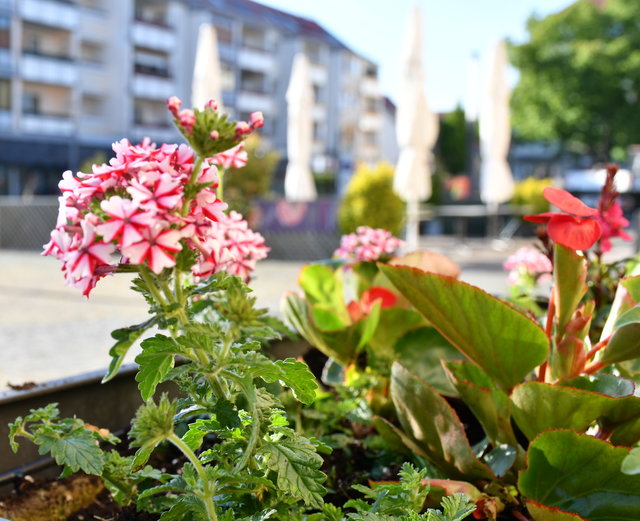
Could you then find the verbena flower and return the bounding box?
[43,98,268,296]
[334,226,405,262]
[503,246,552,286]
[524,187,601,250]
[596,165,631,253]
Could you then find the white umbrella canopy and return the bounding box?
[192,23,223,110]
[284,53,317,202]
[479,40,514,206]
[393,5,438,250]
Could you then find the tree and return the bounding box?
[223,135,280,217]
[510,0,640,161]
[437,105,467,175]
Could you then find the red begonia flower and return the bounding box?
[347,286,397,322]
[524,187,602,250]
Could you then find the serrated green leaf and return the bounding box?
[380,265,548,391]
[34,428,104,475]
[273,358,318,405]
[103,317,157,383]
[158,494,208,521]
[135,335,181,401]
[213,398,241,429]
[519,430,640,520]
[262,433,326,508]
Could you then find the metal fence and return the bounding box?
[0,197,340,260]
[0,196,58,250]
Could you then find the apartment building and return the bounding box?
[0,0,385,196]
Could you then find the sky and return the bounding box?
[257,0,575,113]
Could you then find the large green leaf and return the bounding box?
[597,305,640,366]
[367,307,427,364]
[390,362,495,480]
[298,264,349,323]
[622,275,640,303]
[380,265,548,391]
[281,292,358,365]
[511,378,640,440]
[394,327,464,396]
[553,245,587,333]
[444,361,518,447]
[519,430,640,520]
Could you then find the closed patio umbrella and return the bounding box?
[393,5,439,251]
[479,40,515,210]
[284,53,317,202]
[192,23,223,110]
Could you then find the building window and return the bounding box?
[0,15,9,49]
[0,79,10,110]
[241,25,267,51]
[215,16,233,44]
[22,91,40,115]
[80,41,103,64]
[221,61,235,92]
[134,0,169,26]
[134,47,170,77]
[239,69,265,93]
[82,95,102,117]
[305,41,323,64]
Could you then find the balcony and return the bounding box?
[237,47,275,74]
[131,21,175,52]
[78,9,109,41]
[132,124,178,144]
[20,0,78,30]
[0,48,11,77]
[236,90,274,114]
[21,112,74,135]
[131,74,174,100]
[309,63,328,85]
[359,112,382,132]
[0,110,10,131]
[21,53,77,86]
[79,65,108,95]
[360,77,379,98]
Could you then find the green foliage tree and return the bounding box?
[338,162,405,236]
[223,135,280,216]
[437,105,467,175]
[510,0,640,161]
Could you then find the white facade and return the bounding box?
[0,0,387,196]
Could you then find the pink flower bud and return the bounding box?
[249,111,264,130]
[178,109,196,135]
[166,96,182,117]
[235,121,250,136]
[205,99,219,111]
[209,130,219,140]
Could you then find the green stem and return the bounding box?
[234,381,260,472]
[181,156,204,217]
[218,167,225,202]
[168,433,218,521]
[138,267,168,308]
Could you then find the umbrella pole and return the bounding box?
[405,200,420,252]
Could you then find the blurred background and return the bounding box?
[3,0,640,386]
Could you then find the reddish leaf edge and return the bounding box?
[525,500,588,521]
[393,362,498,481]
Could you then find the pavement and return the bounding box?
[0,235,636,390]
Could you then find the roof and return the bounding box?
[199,0,349,49]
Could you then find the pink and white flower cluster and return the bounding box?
[194,211,269,281]
[334,226,405,263]
[43,137,267,296]
[503,247,553,286]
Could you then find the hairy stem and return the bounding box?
[168,433,218,521]
[234,381,260,473]
[138,267,169,308]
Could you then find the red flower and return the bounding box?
[347,287,397,322]
[524,187,602,250]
